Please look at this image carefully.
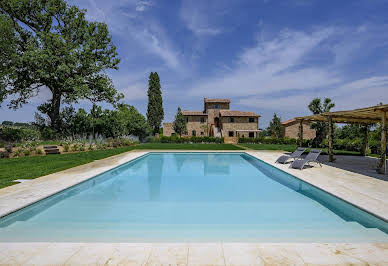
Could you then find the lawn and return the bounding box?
[0,146,137,189]
[134,143,243,150]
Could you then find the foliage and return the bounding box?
[149,136,224,144]
[0,0,122,131]
[0,126,40,142]
[267,113,283,138]
[238,137,298,145]
[116,104,150,140]
[308,98,335,146]
[135,143,242,150]
[146,72,164,134]
[335,124,366,139]
[173,107,187,137]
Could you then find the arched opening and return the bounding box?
[214,117,220,128]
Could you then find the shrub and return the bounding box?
[63,143,70,152]
[71,143,79,152]
[35,148,43,155]
[152,136,224,144]
[238,137,297,145]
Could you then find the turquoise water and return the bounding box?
[1,152,388,242]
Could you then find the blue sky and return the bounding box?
[1,0,388,127]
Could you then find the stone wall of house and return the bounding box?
[220,116,259,137]
[284,121,316,140]
[163,123,175,136]
[185,116,209,137]
[205,103,230,126]
[205,102,230,112]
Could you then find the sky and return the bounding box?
[1,0,388,128]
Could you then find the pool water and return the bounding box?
[1,152,388,242]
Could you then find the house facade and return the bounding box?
[281,119,316,140]
[163,98,260,139]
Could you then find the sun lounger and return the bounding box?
[275,147,306,164]
[290,149,322,170]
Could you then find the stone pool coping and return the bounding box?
[1,150,388,264]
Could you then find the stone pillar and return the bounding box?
[328,116,335,162]
[298,120,303,147]
[377,111,387,174]
[362,125,368,156]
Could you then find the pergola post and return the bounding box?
[298,120,303,147]
[328,116,334,162]
[362,125,368,156]
[377,111,387,174]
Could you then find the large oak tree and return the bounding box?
[0,0,122,131]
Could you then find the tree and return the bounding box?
[146,72,164,134]
[116,103,150,140]
[173,107,186,137]
[0,0,122,131]
[267,113,283,138]
[1,121,13,126]
[308,98,335,146]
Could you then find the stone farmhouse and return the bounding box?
[281,118,316,140]
[163,98,260,140]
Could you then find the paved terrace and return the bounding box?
[0,150,388,265]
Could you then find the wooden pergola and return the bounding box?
[296,104,388,174]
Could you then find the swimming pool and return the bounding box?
[1,152,387,242]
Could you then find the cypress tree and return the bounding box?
[173,107,187,137]
[146,72,164,134]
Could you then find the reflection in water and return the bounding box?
[172,153,231,175]
[147,155,164,200]
[204,154,230,175]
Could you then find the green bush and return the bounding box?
[238,137,297,145]
[0,127,40,142]
[152,136,224,144]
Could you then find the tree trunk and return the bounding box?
[48,90,62,132]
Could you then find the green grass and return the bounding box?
[134,143,244,150]
[0,146,137,189]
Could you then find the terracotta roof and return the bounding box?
[204,98,230,103]
[182,110,207,116]
[282,118,310,126]
[281,118,296,125]
[219,110,260,117]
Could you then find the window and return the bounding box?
[249,132,255,138]
[228,131,234,137]
[214,104,220,109]
[186,117,189,123]
[200,131,204,136]
[200,117,205,123]
[249,117,255,123]
[228,117,234,123]
[192,130,196,136]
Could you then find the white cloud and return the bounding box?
[121,83,148,101]
[180,0,222,36]
[188,28,339,97]
[135,0,153,12]
[71,0,184,72]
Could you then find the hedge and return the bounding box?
[0,127,40,142]
[149,136,224,144]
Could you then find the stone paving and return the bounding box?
[0,150,388,265]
